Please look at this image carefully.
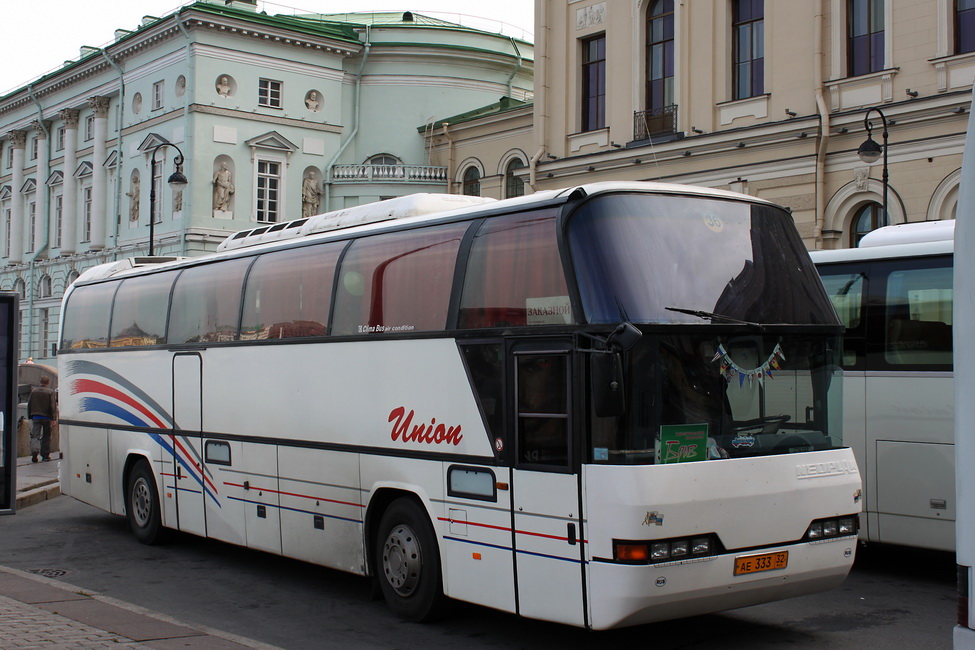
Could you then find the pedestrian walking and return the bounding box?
[27,375,57,462]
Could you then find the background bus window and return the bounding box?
[459,210,571,329]
[110,271,178,347]
[60,281,119,350]
[818,271,864,367]
[331,223,467,336]
[885,266,953,366]
[168,259,251,344]
[240,243,341,340]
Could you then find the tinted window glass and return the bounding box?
[459,210,571,328]
[332,223,468,335]
[168,259,251,343]
[885,265,953,366]
[61,281,118,350]
[569,195,836,325]
[110,271,177,347]
[241,243,341,340]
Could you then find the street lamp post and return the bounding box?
[857,107,889,228]
[148,142,188,256]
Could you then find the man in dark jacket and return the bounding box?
[27,375,57,462]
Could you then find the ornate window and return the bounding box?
[733,0,764,99]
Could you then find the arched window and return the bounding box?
[38,275,52,299]
[504,159,525,198]
[67,270,81,287]
[462,166,481,197]
[13,278,25,300]
[851,202,884,246]
[366,154,403,180]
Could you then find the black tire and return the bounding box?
[375,498,446,622]
[126,460,171,545]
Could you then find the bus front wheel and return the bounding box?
[375,498,446,622]
[126,460,170,545]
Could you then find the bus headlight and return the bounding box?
[805,515,858,542]
[614,534,720,564]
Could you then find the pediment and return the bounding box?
[74,161,93,178]
[245,131,297,153]
[47,170,64,186]
[137,133,170,153]
[20,178,36,194]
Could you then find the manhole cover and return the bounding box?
[27,568,69,578]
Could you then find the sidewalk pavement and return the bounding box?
[4,455,282,649]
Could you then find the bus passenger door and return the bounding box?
[509,342,587,627]
[172,353,207,536]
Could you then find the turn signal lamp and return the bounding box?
[614,534,719,564]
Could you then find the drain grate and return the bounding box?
[27,568,68,578]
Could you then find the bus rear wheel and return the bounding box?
[375,498,446,622]
[126,460,171,545]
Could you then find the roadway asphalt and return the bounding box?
[3,454,281,649]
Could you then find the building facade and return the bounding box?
[428,0,971,252]
[0,0,532,363]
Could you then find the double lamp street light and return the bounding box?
[148,142,188,256]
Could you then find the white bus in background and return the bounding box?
[811,221,955,552]
[954,87,975,648]
[57,182,860,630]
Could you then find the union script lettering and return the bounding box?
[388,406,463,446]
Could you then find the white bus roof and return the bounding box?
[216,182,774,253]
[810,220,954,264]
[74,182,777,285]
[859,219,955,247]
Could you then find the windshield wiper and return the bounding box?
[666,307,764,329]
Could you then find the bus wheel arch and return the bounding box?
[124,455,172,545]
[368,490,446,621]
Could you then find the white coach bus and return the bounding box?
[811,221,954,552]
[58,182,860,630]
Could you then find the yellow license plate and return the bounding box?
[734,550,789,576]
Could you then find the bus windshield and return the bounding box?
[568,193,844,465]
[589,331,843,464]
[568,193,837,325]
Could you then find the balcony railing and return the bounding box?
[330,164,448,184]
[633,105,678,141]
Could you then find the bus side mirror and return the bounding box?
[592,353,625,417]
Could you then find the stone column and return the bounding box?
[59,109,79,255]
[31,120,51,258]
[89,96,110,249]
[8,130,25,264]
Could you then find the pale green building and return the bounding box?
[0,0,533,363]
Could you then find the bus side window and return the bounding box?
[884,265,953,366]
[168,259,251,344]
[240,243,340,340]
[110,271,177,347]
[818,270,865,368]
[459,210,571,329]
[460,343,504,442]
[331,223,467,336]
[61,281,119,350]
